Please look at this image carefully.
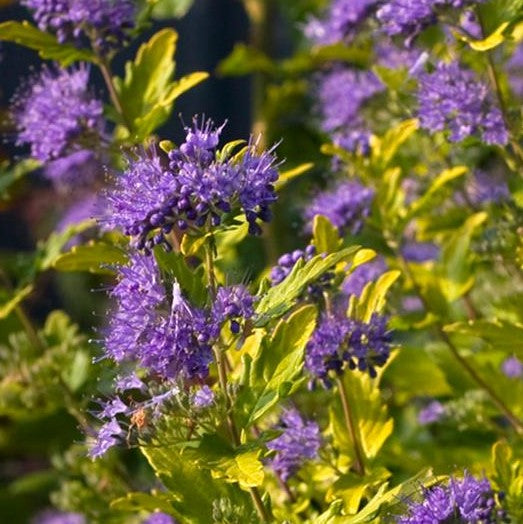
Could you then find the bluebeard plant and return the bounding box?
[267,409,321,481]
[342,258,387,297]
[418,400,446,424]
[22,0,135,49]
[416,62,508,145]
[104,118,279,252]
[401,242,440,263]
[12,66,104,164]
[270,246,317,285]
[32,511,85,524]
[143,512,176,524]
[317,68,383,133]
[377,0,486,43]
[305,0,378,45]
[306,312,392,384]
[501,356,523,379]
[104,253,214,380]
[397,473,504,523]
[304,181,374,234]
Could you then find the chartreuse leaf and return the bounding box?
[443,319,523,357]
[153,247,206,307]
[370,119,418,169]
[212,449,265,490]
[53,242,127,274]
[275,163,314,190]
[36,219,96,272]
[345,468,436,523]
[111,492,174,514]
[148,0,195,19]
[246,305,317,425]
[0,21,96,65]
[0,286,33,320]
[385,345,452,403]
[491,441,523,521]
[255,246,360,326]
[330,370,393,467]
[313,215,341,253]
[326,468,391,515]
[114,28,207,137]
[460,22,509,51]
[0,159,40,200]
[438,212,487,301]
[349,270,401,322]
[406,166,468,220]
[141,445,253,523]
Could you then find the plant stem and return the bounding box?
[203,240,272,522]
[476,8,523,165]
[97,55,132,132]
[397,255,523,434]
[336,376,365,476]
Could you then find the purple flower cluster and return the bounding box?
[32,511,85,524]
[417,62,508,145]
[104,253,213,380]
[305,0,378,45]
[306,312,392,384]
[342,258,387,298]
[304,181,374,235]
[22,0,135,49]
[418,400,446,424]
[377,0,485,42]
[401,242,440,263]
[44,149,101,190]
[192,385,215,408]
[508,45,523,98]
[267,409,321,481]
[332,129,372,157]
[104,119,279,252]
[12,66,104,164]
[501,356,523,379]
[398,473,504,523]
[143,512,176,524]
[465,170,510,205]
[270,246,316,285]
[317,68,383,133]
[212,285,254,334]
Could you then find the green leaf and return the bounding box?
[149,0,195,19]
[153,247,207,307]
[406,166,468,220]
[0,286,33,320]
[275,162,314,190]
[111,492,175,514]
[491,441,523,522]
[345,469,436,523]
[444,319,523,357]
[326,468,391,515]
[53,242,127,274]
[460,22,509,51]
[330,371,393,464]
[438,212,488,301]
[115,28,207,137]
[0,21,96,65]
[217,43,275,76]
[255,246,360,326]
[213,450,265,490]
[385,345,452,403]
[247,305,317,424]
[350,270,400,322]
[371,119,418,169]
[0,159,40,200]
[313,215,341,254]
[36,220,96,272]
[141,445,252,523]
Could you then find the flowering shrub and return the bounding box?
[1,0,523,522]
